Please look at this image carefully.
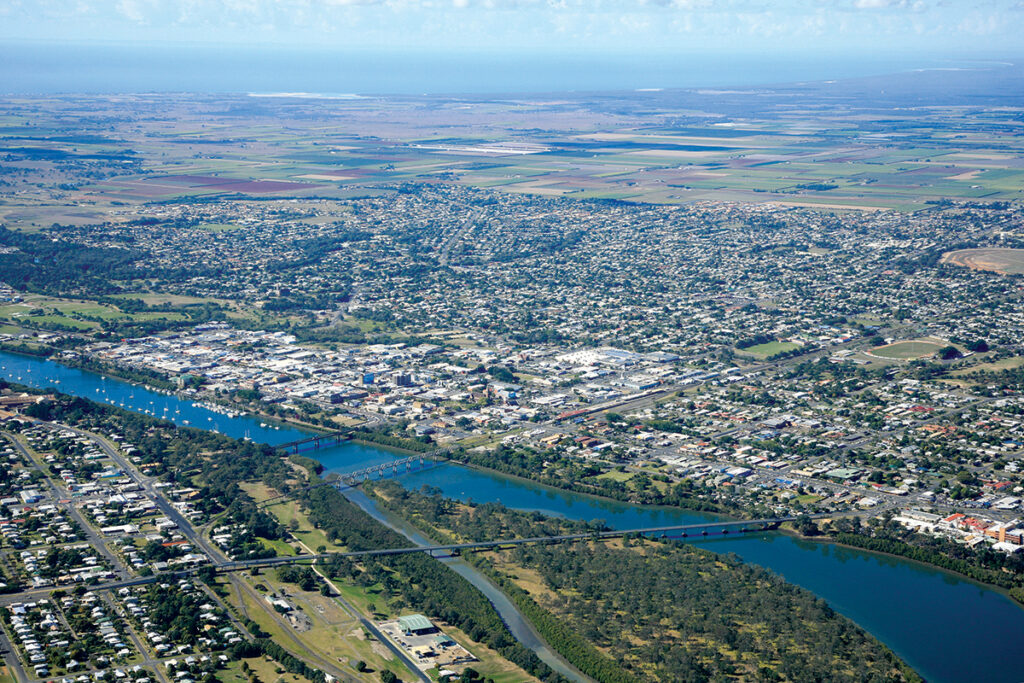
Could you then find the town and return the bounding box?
[1,84,1024,682]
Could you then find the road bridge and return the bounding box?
[0,516,802,605]
[256,448,452,508]
[223,516,798,571]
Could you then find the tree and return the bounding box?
[794,515,820,537]
[379,671,398,683]
[939,346,962,360]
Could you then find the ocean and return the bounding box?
[0,41,1010,96]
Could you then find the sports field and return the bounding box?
[740,341,801,357]
[869,340,944,360]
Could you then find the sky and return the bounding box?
[2,0,1023,55]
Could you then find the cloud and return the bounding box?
[116,0,146,23]
[3,0,1023,53]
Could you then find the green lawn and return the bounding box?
[870,340,944,360]
[258,537,298,557]
[794,494,823,504]
[740,341,801,357]
[596,470,634,483]
[952,356,1024,376]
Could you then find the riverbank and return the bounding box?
[0,341,53,359]
[449,450,1024,613]
[60,354,178,391]
[778,524,1024,608]
[42,351,338,436]
[364,484,631,682]
[366,482,921,683]
[6,346,1024,683]
[450,456,728,525]
[454,447,741,517]
[337,487,591,683]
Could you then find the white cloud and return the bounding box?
[116,0,146,23]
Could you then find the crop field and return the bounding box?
[941,248,1024,275]
[2,82,1024,221]
[869,340,945,360]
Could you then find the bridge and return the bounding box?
[337,452,448,486]
[222,516,797,571]
[256,449,452,508]
[278,429,353,454]
[0,517,799,603]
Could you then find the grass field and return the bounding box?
[952,356,1024,376]
[596,470,634,483]
[869,340,944,360]
[219,658,308,683]
[108,293,225,306]
[740,341,801,357]
[240,481,344,552]
[793,494,823,505]
[0,296,190,329]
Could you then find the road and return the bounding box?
[438,209,483,267]
[286,530,428,683]
[2,434,130,581]
[57,424,225,566]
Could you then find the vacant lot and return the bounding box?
[941,248,1024,275]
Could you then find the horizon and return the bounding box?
[2,41,1021,97]
[4,0,1024,97]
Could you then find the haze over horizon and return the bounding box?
[2,0,1024,95]
[4,0,1024,53]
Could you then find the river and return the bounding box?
[2,349,1023,683]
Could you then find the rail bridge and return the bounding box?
[278,429,353,455]
[336,452,448,487]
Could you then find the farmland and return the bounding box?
[3,66,1024,227]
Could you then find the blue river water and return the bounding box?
[0,352,309,444]
[2,349,1023,683]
